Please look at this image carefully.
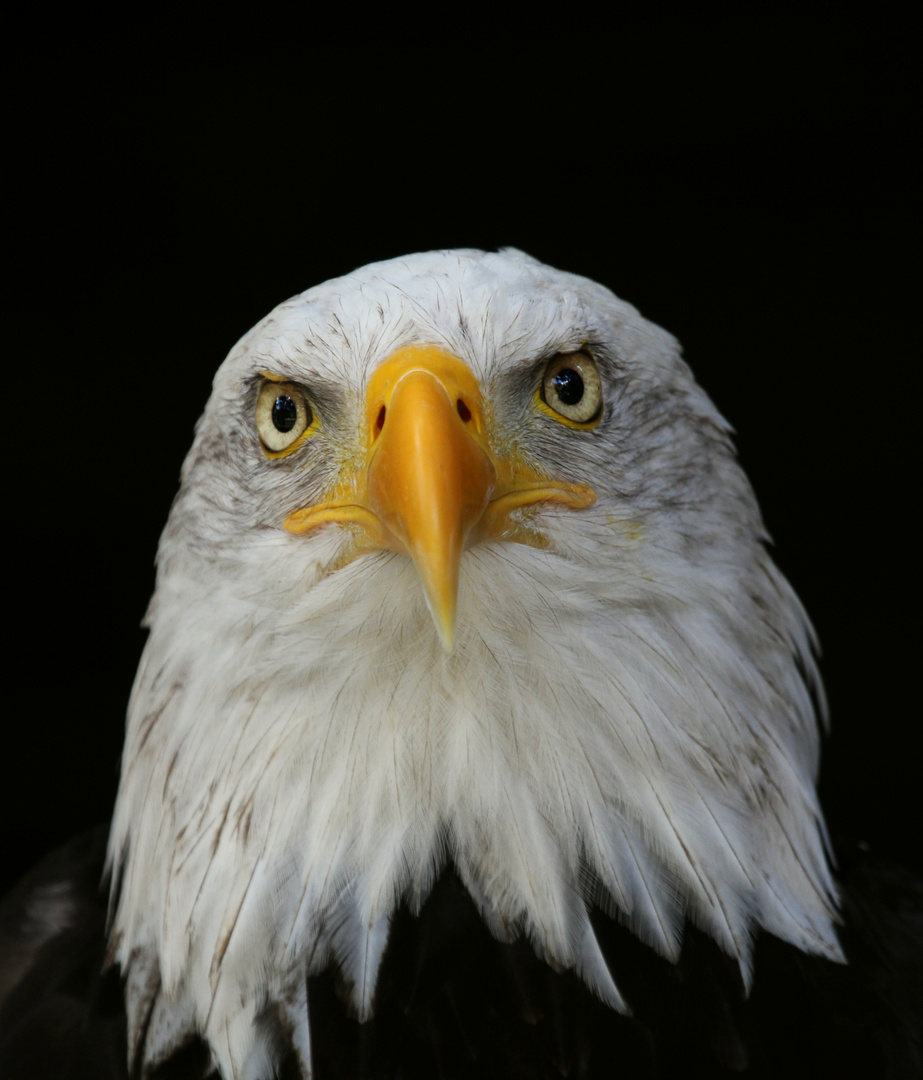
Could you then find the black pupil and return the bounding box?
[552,368,584,406]
[272,395,298,432]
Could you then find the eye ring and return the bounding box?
[540,352,603,426]
[256,379,315,454]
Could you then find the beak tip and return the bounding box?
[435,609,456,655]
[413,555,459,656]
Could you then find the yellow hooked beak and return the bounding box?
[284,345,595,651]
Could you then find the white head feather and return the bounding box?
[106,249,841,1078]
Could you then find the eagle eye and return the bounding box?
[256,379,314,454]
[540,352,603,426]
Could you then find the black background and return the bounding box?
[5,11,916,894]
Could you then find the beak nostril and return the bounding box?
[457,399,472,423]
[375,405,386,435]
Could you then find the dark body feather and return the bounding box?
[1,828,920,1079]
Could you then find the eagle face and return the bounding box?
[107,249,841,1078]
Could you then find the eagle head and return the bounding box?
[106,249,841,1077]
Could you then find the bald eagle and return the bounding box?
[1,251,919,1078]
